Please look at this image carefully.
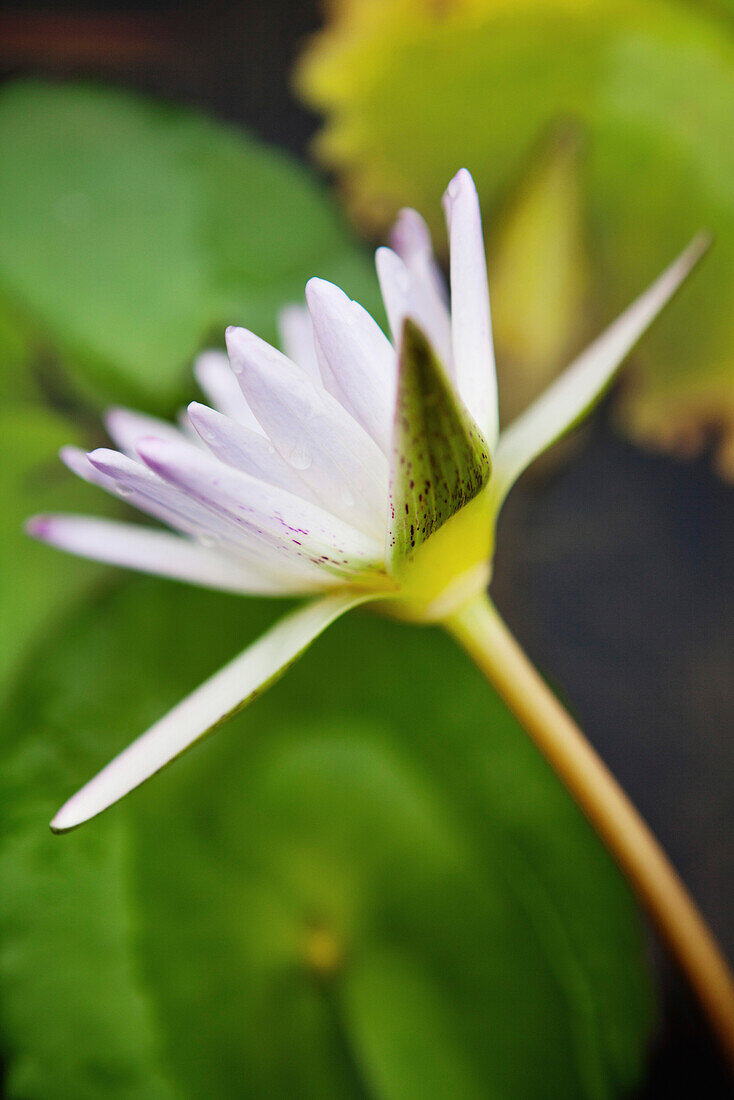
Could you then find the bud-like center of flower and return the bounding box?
[382,487,495,623]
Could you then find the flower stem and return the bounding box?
[445,592,734,1067]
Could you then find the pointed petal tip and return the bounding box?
[59,444,89,472]
[223,325,242,358]
[25,513,52,541]
[49,806,80,835]
[388,209,431,259]
[224,324,268,369]
[443,167,476,208]
[186,399,209,421]
[684,230,712,266]
[50,791,104,834]
[86,447,131,476]
[185,401,218,441]
[491,231,711,508]
[225,324,256,347]
[399,316,445,368]
[134,434,171,469]
[104,405,128,431]
[400,315,429,353]
[391,206,429,234]
[48,593,372,832]
[375,243,400,273]
[305,275,345,313]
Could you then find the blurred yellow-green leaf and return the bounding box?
[296,0,734,474]
[0,301,37,403]
[0,579,654,1097]
[488,124,591,430]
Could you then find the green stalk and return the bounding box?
[445,593,734,1067]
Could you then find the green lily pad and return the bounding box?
[1,577,654,1097]
[0,405,113,691]
[0,81,379,412]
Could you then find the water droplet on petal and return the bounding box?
[197,533,217,549]
[340,485,355,509]
[287,443,312,471]
[115,483,132,497]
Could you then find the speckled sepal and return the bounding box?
[388,319,491,573]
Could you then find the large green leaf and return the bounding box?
[0,81,379,412]
[297,0,734,475]
[1,577,654,1098]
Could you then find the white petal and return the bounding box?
[105,406,190,457]
[376,246,453,375]
[188,401,315,498]
[194,349,265,435]
[187,402,370,532]
[278,304,321,381]
[305,278,396,454]
[189,404,382,536]
[443,168,498,448]
[226,326,388,535]
[137,436,385,579]
[26,514,311,594]
[50,592,374,832]
[491,234,710,509]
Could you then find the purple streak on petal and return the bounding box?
[136,435,384,578]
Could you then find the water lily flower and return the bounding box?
[28,169,704,834]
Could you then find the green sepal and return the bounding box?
[388,320,491,573]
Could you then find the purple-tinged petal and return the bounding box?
[26,514,317,594]
[137,436,386,578]
[83,447,329,586]
[390,207,432,263]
